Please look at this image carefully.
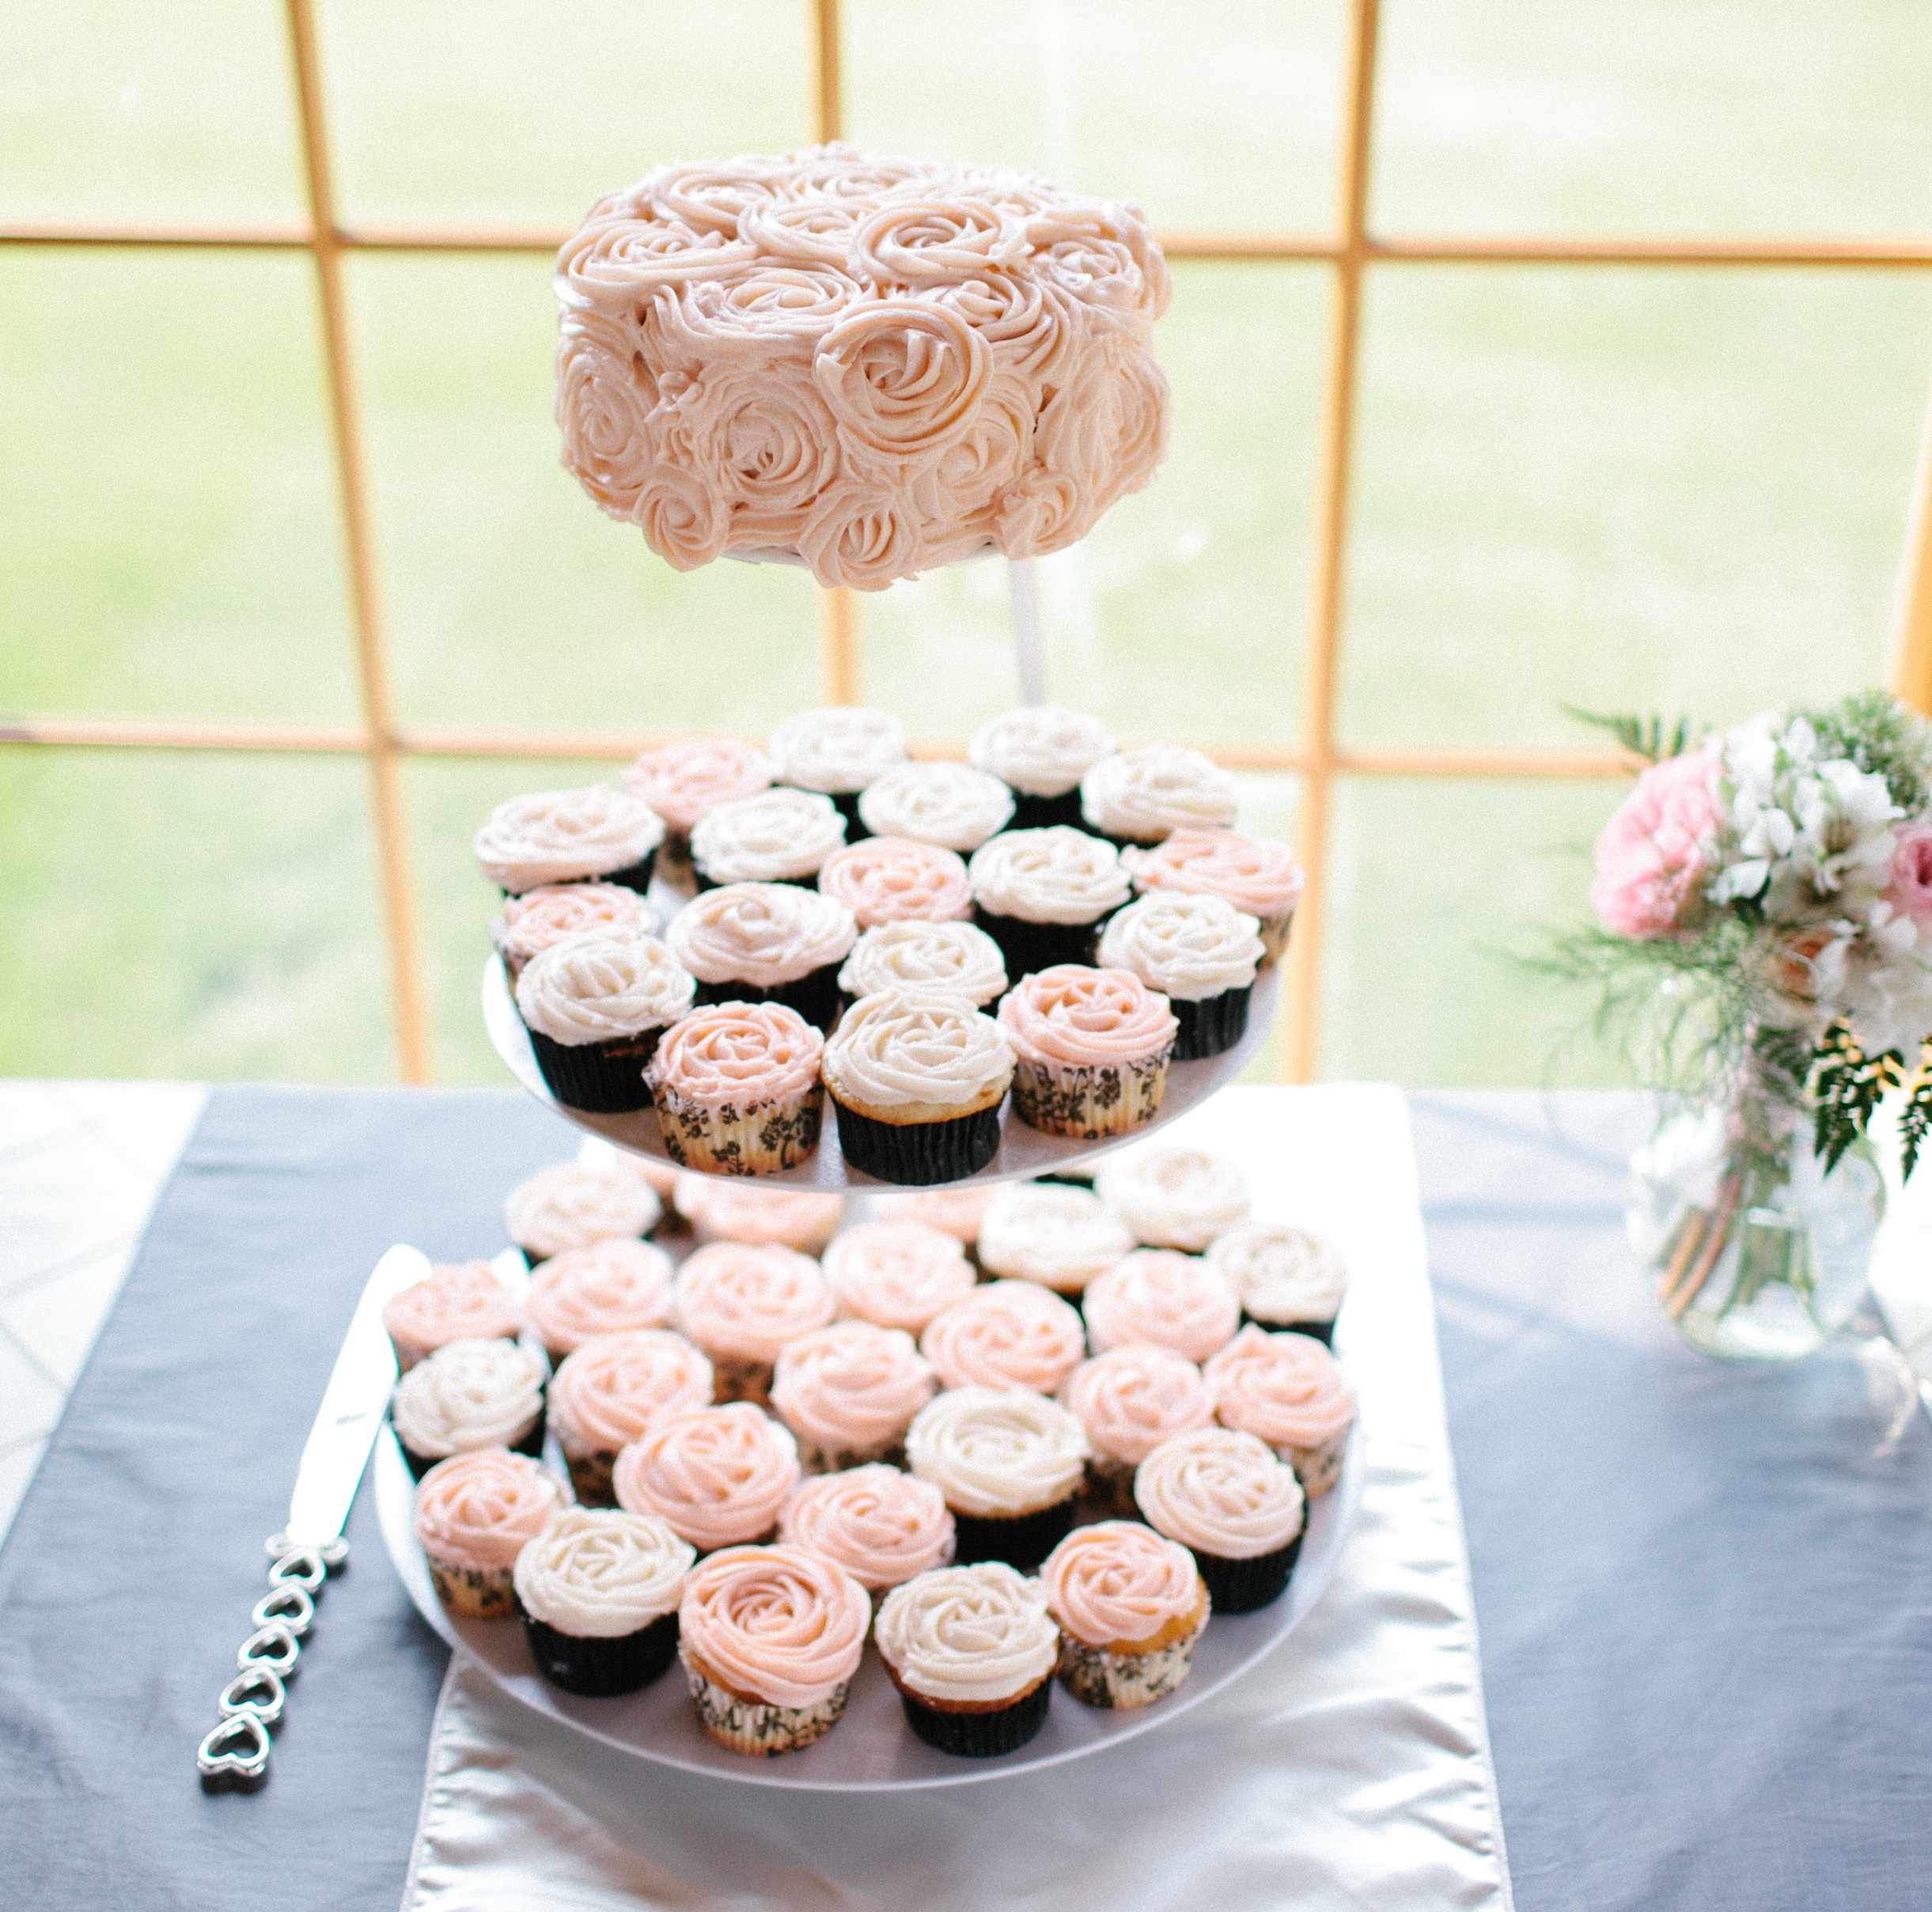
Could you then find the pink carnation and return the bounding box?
[1589,752,1720,939]
[1885,823,1932,926]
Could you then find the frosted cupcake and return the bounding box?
[667,881,857,1031]
[515,1508,695,1696]
[691,787,849,888]
[672,1241,834,1403]
[391,1337,549,1480]
[412,1448,569,1619]
[817,837,973,929]
[769,1320,937,1471]
[1134,1425,1305,1614]
[871,1186,994,1248]
[837,919,1009,1011]
[1063,1345,1218,1517]
[821,1222,975,1333]
[976,1181,1132,1296]
[677,1543,871,1755]
[875,1562,1059,1757]
[998,965,1178,1138]
[516,929,696,1112]
[1097,1143,1250,1251]
[504,1160,661,1264]
[1083,1249,1240,1365]
[969,705,1116,831]
[382,1260,523,1372]
[646,1001,824,1176]
[474,785,665,895]
[614,1403,801,1552]
[968,827,1131,978]
[920,1281,1087,1396]
[623,738,773,848]
[1207,1221,1349,1344]
[549,1329,714,1504]
[822,992,1014,1184]
[768,705,909,834]
[1204,1326,1356,1497]
[1040,1520,1210,1709]
[491,882,657,982]
[856,762,1015,853]
[525,1237,676,1360]
[1078,746,1237,849]
[905,1386,1089,1569]
[1097,892,1264,1062]
[780,1465,956,1600]
[674,1179,845,1254]
[1121,827,1305,964]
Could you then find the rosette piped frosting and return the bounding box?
[1204,1325,1357,1453]
[822,992,1014,1115]
[667,881,857,988]
[513,1508,695,1638]
[1207,1221,1349,1325]
[549,1329,714,1458]
[1063,1345,1218,1467]
[920,1280,1087,1395]
[676,1544,870,1709]
[1095,892,1263,1002]
[613,1403,802,1551]
[976,1182,1133,1294]
[969,705,1115,800]
[968,826,1130,925]
[768,706,909,794]
[769,1319,938,1456]
[1082,1249,1240,1365]
[856,762,1016,852]
[1079,746,1237,844]
[822,1220,977,1331]
[1040,1520,1204,1649]
[516,929,695,1045]
[474,786,665,892]
[690,788,849,884]
[413,1448,568,1575]
[837,918,1010,1007]
[998,964,1178,1066]
[391,1338,548,1461]
[382,1261,523,1369]
[1120,827,1306,922]
[1134,1425,1305,1560]
[779,1465,956,1591]
[491,883,658,974]
[646,1001,824,1112]
[525,1238,676,1354]
[817,837,973,929]
[874,1562,1059,1704]
[1096,1143,1250,1252]
[904,1385,1089,1518]
[673,1242,834,1365]
[504,1161,661,1259]
[623,738,773,832]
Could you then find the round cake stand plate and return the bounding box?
[375,1426,1361,1793]
[483,956,1281,1192]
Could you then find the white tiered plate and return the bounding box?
[483,955,1280,1191]
[376,1424,1359,1793]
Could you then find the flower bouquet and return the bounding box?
[1555,690,1932,1360]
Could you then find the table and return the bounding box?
[1,1085,1927,1911]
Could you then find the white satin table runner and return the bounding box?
[400,1085,1513,1912]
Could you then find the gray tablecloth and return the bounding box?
[1,1085,1926,1911]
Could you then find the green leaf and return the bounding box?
[1809,1022,1906,1176]
[1560,705,1699,764]
[1900,1049,1932,1184]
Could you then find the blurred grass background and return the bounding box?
[2,1,1930,1086]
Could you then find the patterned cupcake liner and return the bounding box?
[693,964,843,1032]
[792,1433,907,1475]
[832,1098,1002,1185]
[425,1554,520,1619]
[562,1446,619,1507]
[949,1495,1076,1571]
[1170,986,1252,1062]
[398,1407,546,1483]
[971,907,1100,983]
[686,1663,852,1755]
[898,1675,1052,1758]
[1056,1602,1207,1709]
[1191,1531,1302,1615]
[1009,1048,1171,1139]
[528,1026,662,1113]
[1286,1430,1349,1498]
[524,1609,680,1697]
[653,1079,824,1176]
[1079,1455,1141,1522]
[707,1354,777,1408]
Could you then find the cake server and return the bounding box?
[195,1242,430,1788]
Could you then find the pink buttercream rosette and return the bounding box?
[555,144,1172,590]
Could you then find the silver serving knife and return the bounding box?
[196,1244,430,1788]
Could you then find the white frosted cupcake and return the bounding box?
[821,1221,977,1333]
[525,1237,676,1360]
[856,761,1016,853]
[491,882,658,981]
[505,1160,661,1263]
[646,1001,825,1177]
[1040,1520,1209,1709]
[516,929,696,1112]
[1083,1248,1240,1365]
[1204,1325,1356,1497]
[413,1448,569,1619]
[1063,1345,1217,1516]
[769,1320,937,1471]
[817,837,974,929]
[968,826,1131,978]
[1096,892,1264,1061]
[1120,827,1305,964]
[920,1280,1087,1396]
[474,784,665,895]
[673,1179,846,1254]
[391,1337,549,1479]
[548,1328,714,1504]
[1096,1142,1250,1251]
[998,964,1177,1139]
[1134,1425,1305,1614]
[672,1241,833,1404]
[691,787,849,888]
[969,705,1115,830]
[768,706,909,833]
[905,1385,1089,1570]
[1078,746,1237,848]
[1207,1220,1349,1344]
[780,1465,956,1599]
[515,1507,695,1695]
[976,1182,1133,1296]
[614,1403,802,1553]
[837,919,1009,1010]
[381,1260,523,1372]
[667,881,857,1030]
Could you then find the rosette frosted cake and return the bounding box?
[555,144,1171,589]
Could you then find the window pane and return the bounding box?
[321,0,812,229]
[1339,268,1932,751]
[0,0,303,226]
[0,752,390,1078]
[0,251,358,721]
[847,0,1345,233]
[863,263,1324,748]
[1373,0,1932,237]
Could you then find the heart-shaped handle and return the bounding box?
[197,1709,271,1784]
[237,1623,301,1679]
[251,1584,315,1638]
[218,1666,287,1728]
[266,1547,331,1593]
[265,1532,348,1569]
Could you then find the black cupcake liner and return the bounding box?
[1242,1312,1335,1347]
[694,963,843,1032]
[950,1497,1075,1570]
[1007,789,1086,831]
[692,867,824,893]
[832,1098,1001,1185]
[1171,985,1252,1062]
[1191,1531,1301,1614]
[972,908,1099,982]
[524,1608,680,1697]
[899,1676,1051,1757]
[599,850,658,896]
[527,1027,661,1112]
[399,1407,547,1483]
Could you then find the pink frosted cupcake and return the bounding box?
[768,1321,937,1471]
[614,1403,801,1553]
[779,1464,956,1600]
[623,737,773,846]
[672,1241,834,1404]
[998,965,1177,1139]
[817,836,974,929]
[549,1329,714,1504]
[525,1238,676,1361]
[491,882,658,982]
[1040,1520,1210,1709]
[822,1221,976,1333]
[673,1179,845,1254]
[869,1187,994,1249]
[382,1261,523,1372]
[677,1543,871,1755]
[1203,1325,1357,1497]
[920,1279,1086,1396]
[1063,1345,1218,1517]
[411,1447,569,1619]
[1120,827,1305,964]
[1084,1248,1239,1365]
[645,1001,824,1177]
[504,1160,661,1265]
